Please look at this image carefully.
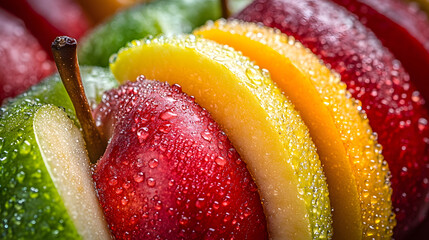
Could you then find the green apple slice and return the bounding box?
[78,0,222,67]
[110,35,332,239]
[0,103,110,239]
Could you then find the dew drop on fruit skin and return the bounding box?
[92,78,269,239]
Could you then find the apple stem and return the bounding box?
[51,36,106,164]
[221,0,230,18]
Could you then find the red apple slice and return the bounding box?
[236,0,429,237]
[93,78,268,239]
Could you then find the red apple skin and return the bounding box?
[93,78,268,240]
[237,0,429,237]
[0,8,55,104]
[331,0,429,114]
[0,0,90,55]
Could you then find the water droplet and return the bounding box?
[160,110,178,120]
[108,178,118,186]
[16,171,25,183]
[201,131,212,142]
[179,216,189,225]
[0,137,4,151]
[19,140,31,155]
[155,201,162,210]
[215,156,227,166]
[121,197,129,206]
[148,158,159,169]
[168,179,175,187]
[159,124,171,134]
[418,118,428,131]
[123,181,131,189]
[133,172,145,183]
[246,68,263,85]
[137,127,150,142]
[213,201,220,210]
[115,187,123,194]
[147,177,156,187]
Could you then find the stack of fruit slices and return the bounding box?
[2,0,429,239]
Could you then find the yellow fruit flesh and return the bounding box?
[195,20,395,239]
[110,35,332,239]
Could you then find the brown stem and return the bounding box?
[51,36,106,164]
[221,0,230,19]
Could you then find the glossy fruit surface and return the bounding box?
[0,8,55,104]
[93,78,268,239]
[237,0,429,237]
[4,66,119,121]
[78,0,221,67]
[110,34,332,239]
[195,19,394,239]
[331,0,429,111]
[0,103,110,239]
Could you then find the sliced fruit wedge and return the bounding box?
[110,34,332,239]
[0,103,110,239]
[195,20,394,239]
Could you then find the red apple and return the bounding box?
[0,8,55,104]
[93,77,268,239]
[0,0,90,54]
[236,0,429,237]
[331,0,429,113]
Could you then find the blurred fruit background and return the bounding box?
[2,0,429,239]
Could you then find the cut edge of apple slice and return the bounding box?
[33,105,111,240]
[110,34,332,239]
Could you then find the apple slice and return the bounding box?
[93,78,268,239]
[110,34,332,239]
[0,103,110,239]
[236,0,429,237]
[195,19,395,239]
[78,0,222,67]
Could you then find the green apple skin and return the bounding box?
[0,66,118,239]
[3,66,118,122]
[78,0,221,67]
[0,102,81,239]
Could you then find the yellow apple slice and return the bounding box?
[110,35,332,239]
[195,19,395,239]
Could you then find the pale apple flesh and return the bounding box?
[34,105,111,239]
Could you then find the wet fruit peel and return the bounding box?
[195,20,395,239]
[110,34,332,239]
[0,102,80,239]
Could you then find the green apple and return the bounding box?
[0,103,110,239]
[78,0,222,67]
[0,66,118,239]
[4,66,118,123]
